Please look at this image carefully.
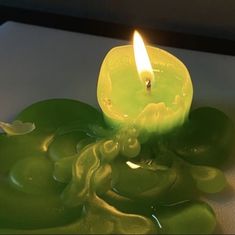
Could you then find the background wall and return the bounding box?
[0,0,235,40]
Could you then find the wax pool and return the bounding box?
[0,98,233,234]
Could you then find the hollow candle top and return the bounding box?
[97,33,193,134]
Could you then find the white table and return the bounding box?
[0,21,234,233]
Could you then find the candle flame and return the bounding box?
[133,31,154,90]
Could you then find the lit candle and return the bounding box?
[97,31,193,134]
[0,30,233,235]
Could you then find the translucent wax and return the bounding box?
[97,46,193,134]
[0,99,233,234]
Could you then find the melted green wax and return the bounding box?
[0,99,233,234]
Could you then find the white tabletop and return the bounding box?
[0,21,234,234]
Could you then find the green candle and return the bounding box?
[0,31,233,235]
[97,31,193,134]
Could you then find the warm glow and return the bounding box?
[133,31,154,88]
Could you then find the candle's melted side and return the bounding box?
[0,99,234,234]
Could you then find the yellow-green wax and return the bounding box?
[97,45,193,134]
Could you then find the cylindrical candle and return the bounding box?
[97,33,193,134]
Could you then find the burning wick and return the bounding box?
[145,79,151,92]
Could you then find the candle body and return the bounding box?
[97,46,193,134]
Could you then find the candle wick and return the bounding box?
[145,79,151,92]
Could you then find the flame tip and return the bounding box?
[133,30,139,35]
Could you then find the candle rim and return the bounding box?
[103,45,192,78]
